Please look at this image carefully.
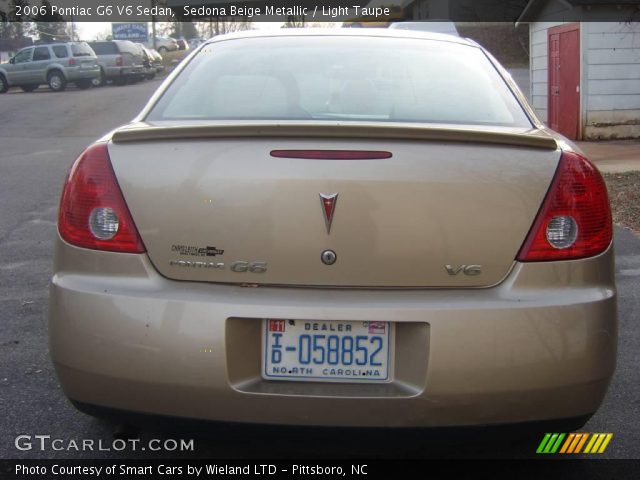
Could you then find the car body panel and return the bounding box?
[50,29,617,428]
[50,240,616,427]
[107,132,561,287]
[0,47,33,85]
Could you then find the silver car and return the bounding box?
[0,42,99,93]
[51,30,616,431]
[145,36,179,54]
[88,40,145,87]
[389,21,460,36]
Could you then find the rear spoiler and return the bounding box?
[111,122,558,150]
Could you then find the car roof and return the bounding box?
[32,41,86,47]
[202,28,475,48]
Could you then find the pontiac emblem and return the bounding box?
[319,193,338,234]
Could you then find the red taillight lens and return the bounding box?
[68,58,77,66]
[116,55,123,66]
[58,143,145,253]
[517,150,612,262]
[270,150,392,160]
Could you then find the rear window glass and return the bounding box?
[116,41,139,54]
[147,36,531,128]
[72,43,94,57]
[52,45,68,58]
[90,42,118,55]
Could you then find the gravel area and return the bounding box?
[604,171,640,235]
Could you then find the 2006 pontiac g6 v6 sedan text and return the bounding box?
[50,30,616,429]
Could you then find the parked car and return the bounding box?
[188,38,205,49]
[88,40,145,87]
[51,30,616,431]
[134,43,159,80]
[145,36,179,54]
[0,42,99,93]
[389,21,460,36]
[147,48,165,75]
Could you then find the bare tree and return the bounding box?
[196,18,252,38]
[1,0,34,45]
[92,27,113,42]
[284,15,305,27]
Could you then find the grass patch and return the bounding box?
[159,50,190,70]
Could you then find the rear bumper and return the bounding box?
[104,66,143,78]
[50,239,617,428]
[65,67,100,81]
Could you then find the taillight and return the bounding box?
[116,55,123,66]
[517,150,612,262]
[58,143,145,253]
[68,58,77,66]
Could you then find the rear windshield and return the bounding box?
[147,36,531,127]
[71,43,94,57]
[116,41,140,54]
[89,42,118,55]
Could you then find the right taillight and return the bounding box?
[115,55,123,66]
[517,150,612,262]
[58,143,145,254]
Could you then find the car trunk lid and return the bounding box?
[108,122,560,288]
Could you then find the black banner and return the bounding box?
[2,459,640,480]
[0,0,639,23]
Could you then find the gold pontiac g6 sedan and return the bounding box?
[50,30,616,430]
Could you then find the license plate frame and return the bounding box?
[261,319,393,383]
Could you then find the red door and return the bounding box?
[548,23,581,140]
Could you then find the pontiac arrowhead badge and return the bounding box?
[319,193,338,234]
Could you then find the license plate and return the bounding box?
[262,319,393,383]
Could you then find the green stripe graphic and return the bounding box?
[536,433,552,453]
[550,433,566,453]
[543,434,559,453]
[536,433,565,454]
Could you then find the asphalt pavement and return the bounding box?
[0,81,639,460]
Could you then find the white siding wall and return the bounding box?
[583,22,640,139]
[530,21,640,139]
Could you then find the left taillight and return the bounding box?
[58,143,146,253]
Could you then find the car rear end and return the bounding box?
[62,42,100,83]
[50,31,616,429]
[134,43,155,80]
[90,41,144,84]
[149,49,165,73]
[162,37,179,52]
[113,41,145,82]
